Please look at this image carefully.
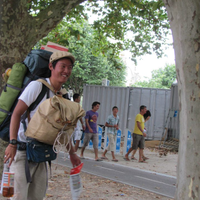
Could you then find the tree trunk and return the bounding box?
[0,0,85,89]
[164,0,200,199]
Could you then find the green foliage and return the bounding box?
[79,0,170,60]
[132,64,176,89]
[25,0,170,61]
[37,18,126,94]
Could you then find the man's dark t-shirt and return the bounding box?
[85,110,99,133]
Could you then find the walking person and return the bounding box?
[101,106,119,162]
[124,105,147,163]
[72,93,85,153]
[4,51,81,200]
[80,101,102,161]
[131,110,151,161]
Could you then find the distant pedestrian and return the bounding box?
[131,110,151,161]
[101,106,119,162]
[124,105,147,162]
[80,101,102,161]
[72,93,85,153]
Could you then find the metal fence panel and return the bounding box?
[127,87,171,140]
[82,85,130,136]
[82,85,171,140]
[168,84,179,139]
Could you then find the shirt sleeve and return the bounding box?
[85,111,90,120]
[135,114,142,123]
[19,81,43,107]
[106,115,110,124]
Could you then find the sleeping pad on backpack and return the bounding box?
[0,63,27,124]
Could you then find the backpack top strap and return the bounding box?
[36,79,55,93]
[29,83,49,112]
[37,79,68,96]
[21,83,49,129]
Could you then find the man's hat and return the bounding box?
[49,51,75,64]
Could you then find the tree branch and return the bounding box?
[31,0,85,40]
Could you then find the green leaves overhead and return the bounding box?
[80,0,170,59]
[27,0,170,60]
[37,18,126,94]
[27,0,52,14]
[132,64,176,89]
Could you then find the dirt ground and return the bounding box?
[43,141,177,200]
[44,163,174,200]
[0,141,177,200]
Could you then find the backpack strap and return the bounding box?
[36,79,55,93]
[37,78,68,96]
[21,81,49,130]
[29,83,49,112]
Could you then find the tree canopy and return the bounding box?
[132,64,176,89]
[0,0,170,72]
[37,18,126,94]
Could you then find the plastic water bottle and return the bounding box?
[1,160,14,197]
[70,163,84,200]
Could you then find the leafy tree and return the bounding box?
[0,0,170,84]
[132,64,176,89]
[38,19,126,94]
[0,1,200,198]
[82,1,170,61]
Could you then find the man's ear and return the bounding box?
[49,63,53,70]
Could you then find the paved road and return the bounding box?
[54,152,176,199]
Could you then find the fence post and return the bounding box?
[123,129,132,156]
[115,129,122,154]
[98,126,102,150]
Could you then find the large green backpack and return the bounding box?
[0,49,54,141]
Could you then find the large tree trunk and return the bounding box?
[0,0,84,87]
[164,0,200,199]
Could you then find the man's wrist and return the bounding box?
[9,144,17,148]
[69,152,77,155]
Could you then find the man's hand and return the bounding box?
[82,125,86,131]
[143,132,147,137]
[4,144,17,167]
[114,124,119,130]
[89,128,93,133]
[70,153,81,167]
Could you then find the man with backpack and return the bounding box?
[4,51,81,200]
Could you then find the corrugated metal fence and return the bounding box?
[82,85,171,140]
[167,84,179,139]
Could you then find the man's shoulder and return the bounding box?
[20,80,42,97]
[86,110,92,114]
[86,110,98,115]
[135,113,143,120]
[107,114,112,118]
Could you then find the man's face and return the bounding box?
[93,104,100,111]
[50,58,73,84]
[75,96,81,103]
[112,108,118,115]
